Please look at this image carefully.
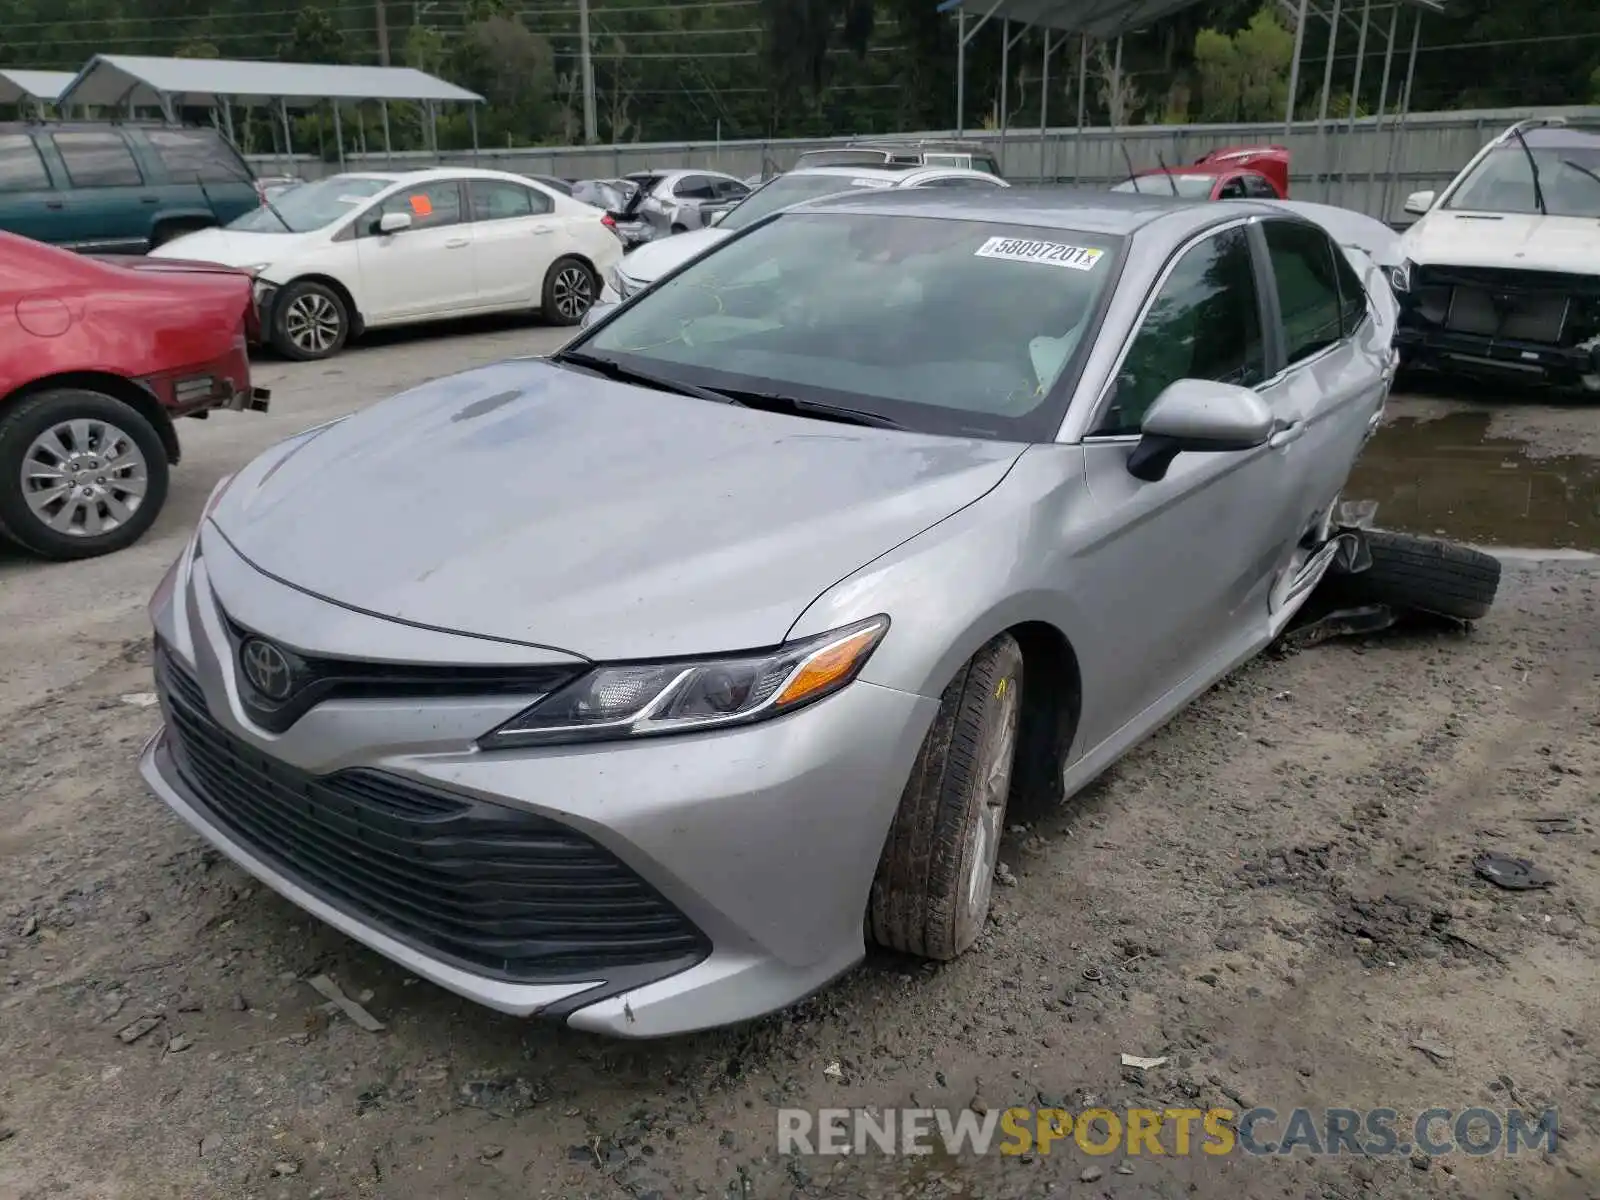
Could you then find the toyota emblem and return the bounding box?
[240,638,295,702]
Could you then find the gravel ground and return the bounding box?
[1,331,1597,1200]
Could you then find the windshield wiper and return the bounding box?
[1510,127,1549,215]
[722,391,906,430]
[553,352,904,428]
[1562,158,1600,190]
[553,350,744,404]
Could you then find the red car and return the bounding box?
[0,233,269,561]
[1112,145,1291,200]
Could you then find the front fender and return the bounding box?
[786,444,1094,702]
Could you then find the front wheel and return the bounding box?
[868,634,1025,961]
[0,388,169,560]
[1323,529,1501,621]
[271,279,349,361]
[541,257,597,327]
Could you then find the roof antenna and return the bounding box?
[1117,138,1137,188]
[1508,125,1548,216]
[1155,150,1179,196]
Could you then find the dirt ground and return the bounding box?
[1,328,1597,1200]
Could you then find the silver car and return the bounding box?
[625,168,751,235]
[141,190,1396,1038]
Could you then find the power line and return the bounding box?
[0,3,391,32]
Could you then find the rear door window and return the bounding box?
[469,179,549,221]
[672,175,716,201]
[145,128,244,184]
[50,131,143,187]
[1262,219,1345,365]
[0,134,50,192]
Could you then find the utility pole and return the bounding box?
[375,0,391,66]
[579,0,597,144]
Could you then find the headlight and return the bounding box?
[240,263,271,276]
[479,615,890,748]
[1389,259,1412,294]
[610,265,643,299]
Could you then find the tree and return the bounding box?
[450,14,556,143]
[174,39,220,58]
[1193,6,1292,122]
[1094,41,1144,125]
[758,0,876,99]
[280,5,347,63]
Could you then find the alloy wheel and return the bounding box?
[552,265,594,322]
[284,292,342,355]
[20,417,149,539]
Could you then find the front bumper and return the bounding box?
[140,528,936,1036]
[1396,325,1600,385]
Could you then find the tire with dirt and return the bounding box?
[868,634,1024,961]
[0,388,169,561]
[1327,530,1501,620]
[541,257,597,327]
[270,279,350,361]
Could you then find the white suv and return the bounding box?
[1392,118,1600,390]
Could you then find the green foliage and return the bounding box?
[1194,6,1292,122]
[281,6,346,65]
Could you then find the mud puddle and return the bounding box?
[1346,409,1600,550]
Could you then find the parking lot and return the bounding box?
[1,323,1598,1200]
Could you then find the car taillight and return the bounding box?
[601,213,616,228]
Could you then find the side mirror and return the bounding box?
[1402,190,1435,216]
[1127,379,1273,482]
[378,211,412,235]
[579,300,618,330]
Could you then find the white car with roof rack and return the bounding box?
[149,167,622,361]
[596,164,1009,308]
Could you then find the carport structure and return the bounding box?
[935,0,1445,211]
[55,55,484,166]
[0,69,74,115]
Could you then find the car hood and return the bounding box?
[210,359,1024,660]
[1400,210,1600,275]
[147,226,316,267]
[618,228,730,285]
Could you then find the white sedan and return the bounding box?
[151,167,622,361]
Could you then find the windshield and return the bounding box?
[228,175,392,233]
[720,174,884,231]
[1445,137,1600,217]
[578,211,1121,441]
[1111,174,1216,197]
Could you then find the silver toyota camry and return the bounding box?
[141,189,1397,1038]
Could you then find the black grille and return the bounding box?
[219,613,582,735]
[153,643,708,983]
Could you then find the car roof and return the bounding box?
[792,185,1255,238]
[784,164,997,185]
[325,167,569,188]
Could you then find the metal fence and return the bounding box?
[246,104,1600,224]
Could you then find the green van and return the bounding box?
[0,121,261,252]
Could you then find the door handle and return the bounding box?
[1268,420,1305,449]
[530,225,555,235]
[140,195,160,205]
[444,237,470,249]
[44,200,64,210]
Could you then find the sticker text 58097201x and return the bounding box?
[975,237,1104,271]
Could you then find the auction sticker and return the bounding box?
[975,236,1103,271]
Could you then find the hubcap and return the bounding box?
[285,292,341,354]
[962,678,1021,926]
[553,266,593,321]
[20,418,148,539]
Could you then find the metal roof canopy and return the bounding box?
[938,0,1444,218]
[58,54,484,170]
[58,54,482,110]
[0,69,74,106]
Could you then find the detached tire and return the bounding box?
[271,279,349,361]
[541,257,596,326]
[0,388,169,561]
[1330,530,1501,620]
[868,634,1024,961]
